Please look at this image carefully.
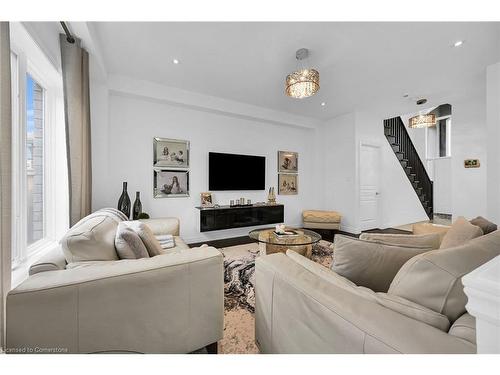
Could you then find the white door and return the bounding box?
[359,144,381,230]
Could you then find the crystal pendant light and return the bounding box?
[285,48,320,99]
[408,98,437,128]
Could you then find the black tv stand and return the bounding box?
[196,204,284,232]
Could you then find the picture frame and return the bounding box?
[278,173,298,195]
[154,169,190,198]
[153,137,190,168]
[464,159,480,168]
[278,150,298,173]
[200,192,213,207]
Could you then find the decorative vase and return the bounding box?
[117,182,131,219]
[132,191,142,220]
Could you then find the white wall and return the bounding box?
[322,113,358,232]
[433,157,452,214]
[487,62,500,224]
[93,91,322,243]
[451,93,488,219]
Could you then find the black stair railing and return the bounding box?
[384,116,433,219]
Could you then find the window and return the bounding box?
[10,23,68,279]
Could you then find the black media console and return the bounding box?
[196,204,284,232]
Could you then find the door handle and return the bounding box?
[375,192,380,195]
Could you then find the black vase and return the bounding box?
[117,182,131,219]
[132,191,142,220]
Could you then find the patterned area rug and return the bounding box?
[219,240,334,354]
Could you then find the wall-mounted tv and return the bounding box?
[208,152,265,191]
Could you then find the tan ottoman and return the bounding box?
[302,210,341,230]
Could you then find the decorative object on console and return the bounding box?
[201,192,213,207]
[154,169,189,198]
[153,137,189,168]
[278,150,298,173]
[137,212,150,219]
[464,159,480,168]
[132,191,142,220]
[117,181,131,218]
[267,187,277,204]
[285,48,320,99]
[278,173,298,195]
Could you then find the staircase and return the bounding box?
[384,116,433,219]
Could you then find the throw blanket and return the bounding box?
[155,234,175,249]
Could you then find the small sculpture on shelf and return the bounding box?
[267,187,277,205]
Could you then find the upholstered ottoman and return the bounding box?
[302,210,341,241]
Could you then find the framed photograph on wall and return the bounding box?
[278,150,298,173]
[153,137,190,168]
[278,173,298,195]
[154,169,190,198]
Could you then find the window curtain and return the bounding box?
[0,21,12,351]
[60,34,92,226]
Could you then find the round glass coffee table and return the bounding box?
[248,227,322,259]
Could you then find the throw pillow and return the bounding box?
[359,232,440,250]
[470,216,497,235]
[388,230,500,322]
[115,222,150,259]
[331,235,433,292]
[439,216,483,249]
[123,221,163,257]
[60,210,121,263]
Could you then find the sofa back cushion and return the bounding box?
[60,209,123,263]
[388,230,500,322]
[470,216,497,235]
[115,222,150,259]
[332,235,433,292]
[359,232,440,250]
[412,223,450,245]
[440,216,483,249]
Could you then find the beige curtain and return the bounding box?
[0,21,12,351]
[60,34,92,226]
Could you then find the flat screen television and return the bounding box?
[208,152,265,191]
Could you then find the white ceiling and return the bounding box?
[92,22,500,120]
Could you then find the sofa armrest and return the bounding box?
[255,253,476,354]
[7,247,223,353]
[29,246,67,276]
[140,217,180,236]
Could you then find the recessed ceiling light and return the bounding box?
[321,102,326,106]
[172,59,180,64]
[453,40,463,47]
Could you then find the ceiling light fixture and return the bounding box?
[172,59,180,64]
[408,98,436,129]
[321,102,326,106]
[453,40,463,47]
[285,48,320,99]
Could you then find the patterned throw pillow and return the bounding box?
[115,222,150,259]
[123,221,163,257]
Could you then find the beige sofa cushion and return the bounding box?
[374,293,450,331]
[331,235,432,292]
[359,233,440,250]
[115,222,150,259]
[60,210,122,263]
[448,313,476,345]
[412,223,450,245]
[389,230,500,322]
[123,221,163,257]
[302,210,341,223]
[470,216,497,235]
[139,217,180,236]
[440,216,483,249]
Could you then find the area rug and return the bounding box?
[218,240,334,354]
